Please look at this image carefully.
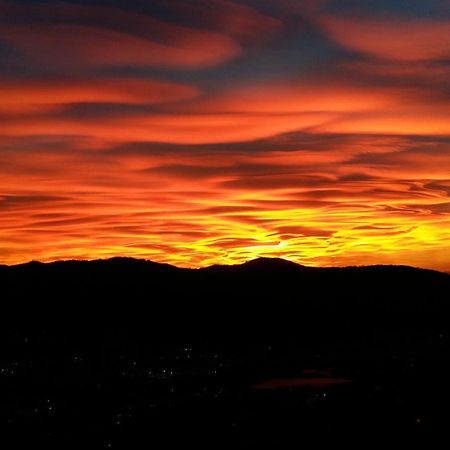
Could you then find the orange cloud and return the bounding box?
[319,14,450,61]
[194,82,395,113]
[1,133,450,270]
[320,108,450,136]
[0,78,199,113]
[1,76,447,143]
[188,80,450,138]
[0,112,336,144]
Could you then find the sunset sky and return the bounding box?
[1,0,450,270]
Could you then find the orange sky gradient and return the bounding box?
[1,0,449,270]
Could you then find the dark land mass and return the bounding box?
[1,257,450,448]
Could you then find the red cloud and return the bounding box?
[0,0,282,70]
[0,76,448,144]
[0,1,246,69]
[194,82,396,113]
[0,111,335,144]
[319,14,450,61]
[164,0,282,43]
[0,78,198,114]
[320,107,450,136]
[1,23,240,69]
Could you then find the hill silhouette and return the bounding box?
[2,256,450,338]
[2,257,450,448]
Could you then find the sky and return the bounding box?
[0,0,449,270]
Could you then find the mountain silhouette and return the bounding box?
[205,256,305,272]
[2,257,450,448]
[2,256,449,338]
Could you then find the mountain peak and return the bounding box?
[240,257,304,270]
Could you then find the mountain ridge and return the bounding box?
[2,255,449,331]
[1,255,448,276]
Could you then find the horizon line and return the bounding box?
[1,255,448,275]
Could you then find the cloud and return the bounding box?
[318,14,450,61]
[0,111,336,144]
[1,75,447,145]
[0,194,68,210]
[319,108,450,136]
[1,23,240,69]
[193,81,396,113]
[2,133,448,268]
[158,0,283,43]
[340,60,450,84]
[0,78,199,114]
[0,1,246,69]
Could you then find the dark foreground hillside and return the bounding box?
[1,257,450,448]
